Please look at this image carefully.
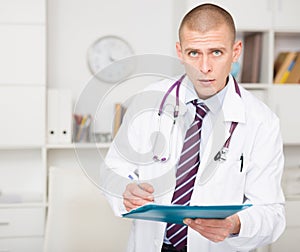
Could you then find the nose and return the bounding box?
[198,55,212,74]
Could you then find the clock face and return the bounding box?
[87,35,134,83]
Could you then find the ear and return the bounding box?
[232,40,242,62]
[176,42,184,62]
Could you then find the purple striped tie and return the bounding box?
[166,100,209,250]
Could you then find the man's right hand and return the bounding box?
[122,183,154,212]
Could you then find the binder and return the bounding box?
[58,90,72,143]
[113,103,124,138]
[47,89,59,144]
[122,203,252,224]
[286,53,300,83]
[241,33,262,83]
[47,89,73,144]
[274,52,288,74]
[279,58,296,83]
[274,52,297,83]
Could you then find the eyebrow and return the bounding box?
[184,46,227,54]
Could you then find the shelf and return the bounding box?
[0,193,44,206]
[285,196,300,201]
[0,202,45,209]
[272,83,300,87]
[237,28,270,33]
[241,83,270,89]
[283,142,300,146]
[46,142,111,150]
[0,145,44,150]
[274,29,300,34]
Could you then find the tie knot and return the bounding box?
[192,100,209,120]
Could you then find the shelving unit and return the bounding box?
[0,1,46,251]
[46,142,111,150]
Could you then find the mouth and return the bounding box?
[197,79,215,86]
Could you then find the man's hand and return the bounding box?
[183,214,241,243]
[122,183,154,212]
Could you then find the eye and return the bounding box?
[212,50,222,56]
[188,51,198,57]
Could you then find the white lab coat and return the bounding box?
[102,75,285,252]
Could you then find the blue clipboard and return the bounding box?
[122,203,252,225]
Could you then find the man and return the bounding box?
[104,3,285,252]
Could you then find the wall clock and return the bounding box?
[87,35,134,83]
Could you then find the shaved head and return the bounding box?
[179,3,236,44]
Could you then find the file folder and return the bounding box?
[47,89,59,144]
[122,203,252,225]
[47,89,73,144]
[58,89,72,143]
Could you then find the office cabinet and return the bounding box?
[0,0,46,86]
[0,208,45,237]
[0,150,45,201]
[270,85,300,144]
[0,0,46,250]
[273,0,300,30]
[0,237,44,252]
[0,25,46,85]
[0,0,45,24]
[0,87,45,146]
[188,0,300,30]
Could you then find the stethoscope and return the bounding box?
[152,74,241,163]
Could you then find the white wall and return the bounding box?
[47,0,187,132]
[48,2,184,98]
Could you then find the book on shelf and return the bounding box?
[113,103,126,138]
[241,32,262,83]
[279,58,296,84]
[274,52,288,75]
[286,52,300,84]
[274,51,297,84]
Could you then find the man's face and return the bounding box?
[176,24,242,99]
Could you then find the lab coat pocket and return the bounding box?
[197,159,247,205]
[217,159,246,204]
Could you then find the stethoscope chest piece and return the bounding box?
[214,147,228,162]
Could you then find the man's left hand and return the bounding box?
[183,214,240,243]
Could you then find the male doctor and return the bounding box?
[104,3,285,252]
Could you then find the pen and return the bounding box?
[128,170,155,202]
[128,174,137,180]
[240,153,244,172]
[128,169,144,190]
[128,169,139,181]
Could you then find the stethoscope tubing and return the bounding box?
[154,74,241,163]
[158,74,186,120]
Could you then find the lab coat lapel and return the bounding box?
[197,112,230,184]
[197,76,246,184]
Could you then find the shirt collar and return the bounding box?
[223,75,246,123]
[184,76,229,114]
